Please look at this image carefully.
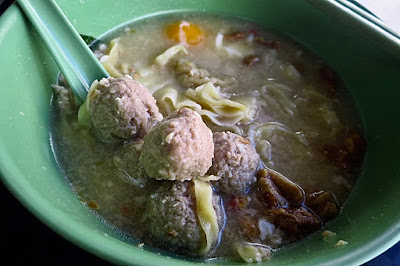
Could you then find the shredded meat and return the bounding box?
[171,59,235,89]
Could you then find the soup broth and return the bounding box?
[50,14,365,262]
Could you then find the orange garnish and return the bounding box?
[165,21,205,45]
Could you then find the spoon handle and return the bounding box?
[17,0,109,104]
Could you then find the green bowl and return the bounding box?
[1,0,400,265]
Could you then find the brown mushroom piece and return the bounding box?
[257,168,305,208]
[305,190,339,222]
[139,107,214,181]
[257,168,322,239]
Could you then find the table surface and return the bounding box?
[1,0,399,264]
[357,0,400,34]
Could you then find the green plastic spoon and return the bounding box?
[16,0,110,104]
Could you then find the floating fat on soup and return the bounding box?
[50,14,366,262]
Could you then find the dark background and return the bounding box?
[1,0,399,265]
[0,182,111,265]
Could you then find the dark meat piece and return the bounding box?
[320,67,337,96]
[344,129,367,156]
[224,30,280,51]
[254,37,280,49]
[321,129,366,171]
[226,195,251,212]
[237,215,260,240]
[243,55,261,67]
[268,207,322,238]
[305,191,339,222]
[256,169,325,240]
[224,31,247,41]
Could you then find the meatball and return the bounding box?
[113,140,147,187]
[209,132,260,194]
[89,76,163,142]
[146,181,224,254]
[139,107,214,181]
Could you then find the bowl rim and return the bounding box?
[1,1,400,265]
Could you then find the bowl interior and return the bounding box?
[1,0,400,265]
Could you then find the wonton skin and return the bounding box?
[139,107,214,181]
[209,131,260,194]
[89,76,163,142]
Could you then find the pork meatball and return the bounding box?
[209,131,260,194]
[89,76,163,142]
[113,140,147,187]
[139,107,214,181]
[146,181,224,254]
